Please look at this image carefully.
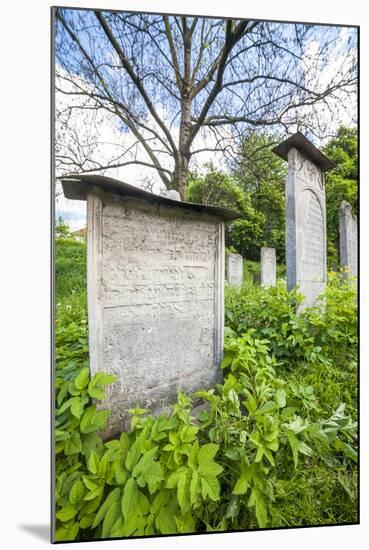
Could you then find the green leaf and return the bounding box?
[198,460,223,478]
[125,440,141,472]
[91,409,110,430]
[276,389,286,408]
[55,522,79,541]
[79,515,94,529]
[150,489,171,514]
[92,372,116,387]
[287,433,299,468]
[132,447,164,494]
[258,401,277,414]
[64,432,82,456]
[200,475,220,502]
[87,451,100,475]
[102,501,121,538]
[88,386,106,400]
[190,469,200,505]
[121,478,139,521]
[156,507,178,534]
[56,504,78,522]
[250,489,268,528]
[74,368,90,391]
[69,479,85,506]
[92,487,121,528]
[232,474,249,495]
[198,443,219,464]
[80,406,97,434]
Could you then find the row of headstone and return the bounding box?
[61,132,357,437]
[226,248,277,289]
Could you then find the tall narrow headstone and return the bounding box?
[62,174,240,437]
[273,132,335,309]
[339,200,357,280]
[227,253,243,287]
[261,247,276,288]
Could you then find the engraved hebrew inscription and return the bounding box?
[301,190,324,282]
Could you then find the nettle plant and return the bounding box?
[55,330,357,540]
[195,330,357,530]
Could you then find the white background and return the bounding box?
[0,1,367,548]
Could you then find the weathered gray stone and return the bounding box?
[160,189,181,201]
[61,176,240,438]
[88,193,227,436]
[261,247,276,288]
[339,200,357,281]
[226,253,243,287]
[273,133,334,309]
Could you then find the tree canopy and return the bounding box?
[55,9,357,197]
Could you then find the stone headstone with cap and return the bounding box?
[273,132,335,309]
[339,200,357,281]
[61,175,240,437]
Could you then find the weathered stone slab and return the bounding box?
[86,191,227,437]
[273,133,334,309]
[62,175,240,438]
[226,253,243,287]
[261,247,276,288]
[339,200,357,281]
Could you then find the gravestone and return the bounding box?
[339,200,357,281]
[62,174,240,437]
[226,253,243,287]
[273,132,335,309]
[261,247,276,288]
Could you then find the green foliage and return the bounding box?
[55,237,87,303]
[56,216,71,238]
[323,127,358,269]
[230,131,287,260]
[186,163,245,211]
[185,163,267,259]
[55,224,357,540]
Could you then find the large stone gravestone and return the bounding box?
[226,253,243,287]
[62,175,240,437]
[339,200,357,281]
[261,247,276,288]
[273,132,335,309]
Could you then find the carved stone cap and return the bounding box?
[272,131,335,172]
[61,174,241,222]
[339,200,356,219]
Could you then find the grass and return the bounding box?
[55,236,358,531]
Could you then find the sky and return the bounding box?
[54,11,358,231]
